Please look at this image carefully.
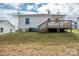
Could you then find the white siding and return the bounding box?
[19,15,49,29]
[0,21,15,34]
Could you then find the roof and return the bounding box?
[18,14,66,16]
[0,20,15,28]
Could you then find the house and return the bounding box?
[18,13,76,33]
[0,20,15,34]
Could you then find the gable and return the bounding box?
[0,20,15,29]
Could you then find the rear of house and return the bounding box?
[18,14,76,33]
[18,14,50,32]
[0,20,15,34]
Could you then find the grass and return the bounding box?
[0,30,79,55]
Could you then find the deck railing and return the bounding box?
[48,20,72,28]
[38,20,76,33]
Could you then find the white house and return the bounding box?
[18,13,76,32]
[0,20,15,34]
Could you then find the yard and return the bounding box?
[0,30,79,56]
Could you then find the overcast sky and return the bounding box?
[0,3,79,29]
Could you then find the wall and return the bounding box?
[0,21,15,34]
[19,15,49,31]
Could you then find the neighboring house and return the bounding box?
[0,20,15,34]
[18,13,76,33]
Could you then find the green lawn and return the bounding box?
[0,30,79,55]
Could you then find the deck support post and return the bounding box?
[58,20,60,33]
[70,21,72,32]
[70,28,72,32]
[59,28,60,32]
[65,28,67,32]
[47,20,48,33]
[57,28,59,32]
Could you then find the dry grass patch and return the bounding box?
[0,32,79,55]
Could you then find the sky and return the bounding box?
[0,3,79,29]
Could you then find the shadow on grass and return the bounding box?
[0,32,79,45]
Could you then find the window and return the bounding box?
[10,28,12,32]
[25,18,30,24]
[0,28,3,33]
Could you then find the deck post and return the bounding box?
[59,28,60,32]
[70,21,72,32]
[57,28,59,32]
[57,20,60,33]
[70,28,72,32]
[65,28,67,32]
[47,20,48,33]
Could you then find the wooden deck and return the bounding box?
[38,20,76,33]
[48,20,72,28]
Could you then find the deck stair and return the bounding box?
[38,20,48,33]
